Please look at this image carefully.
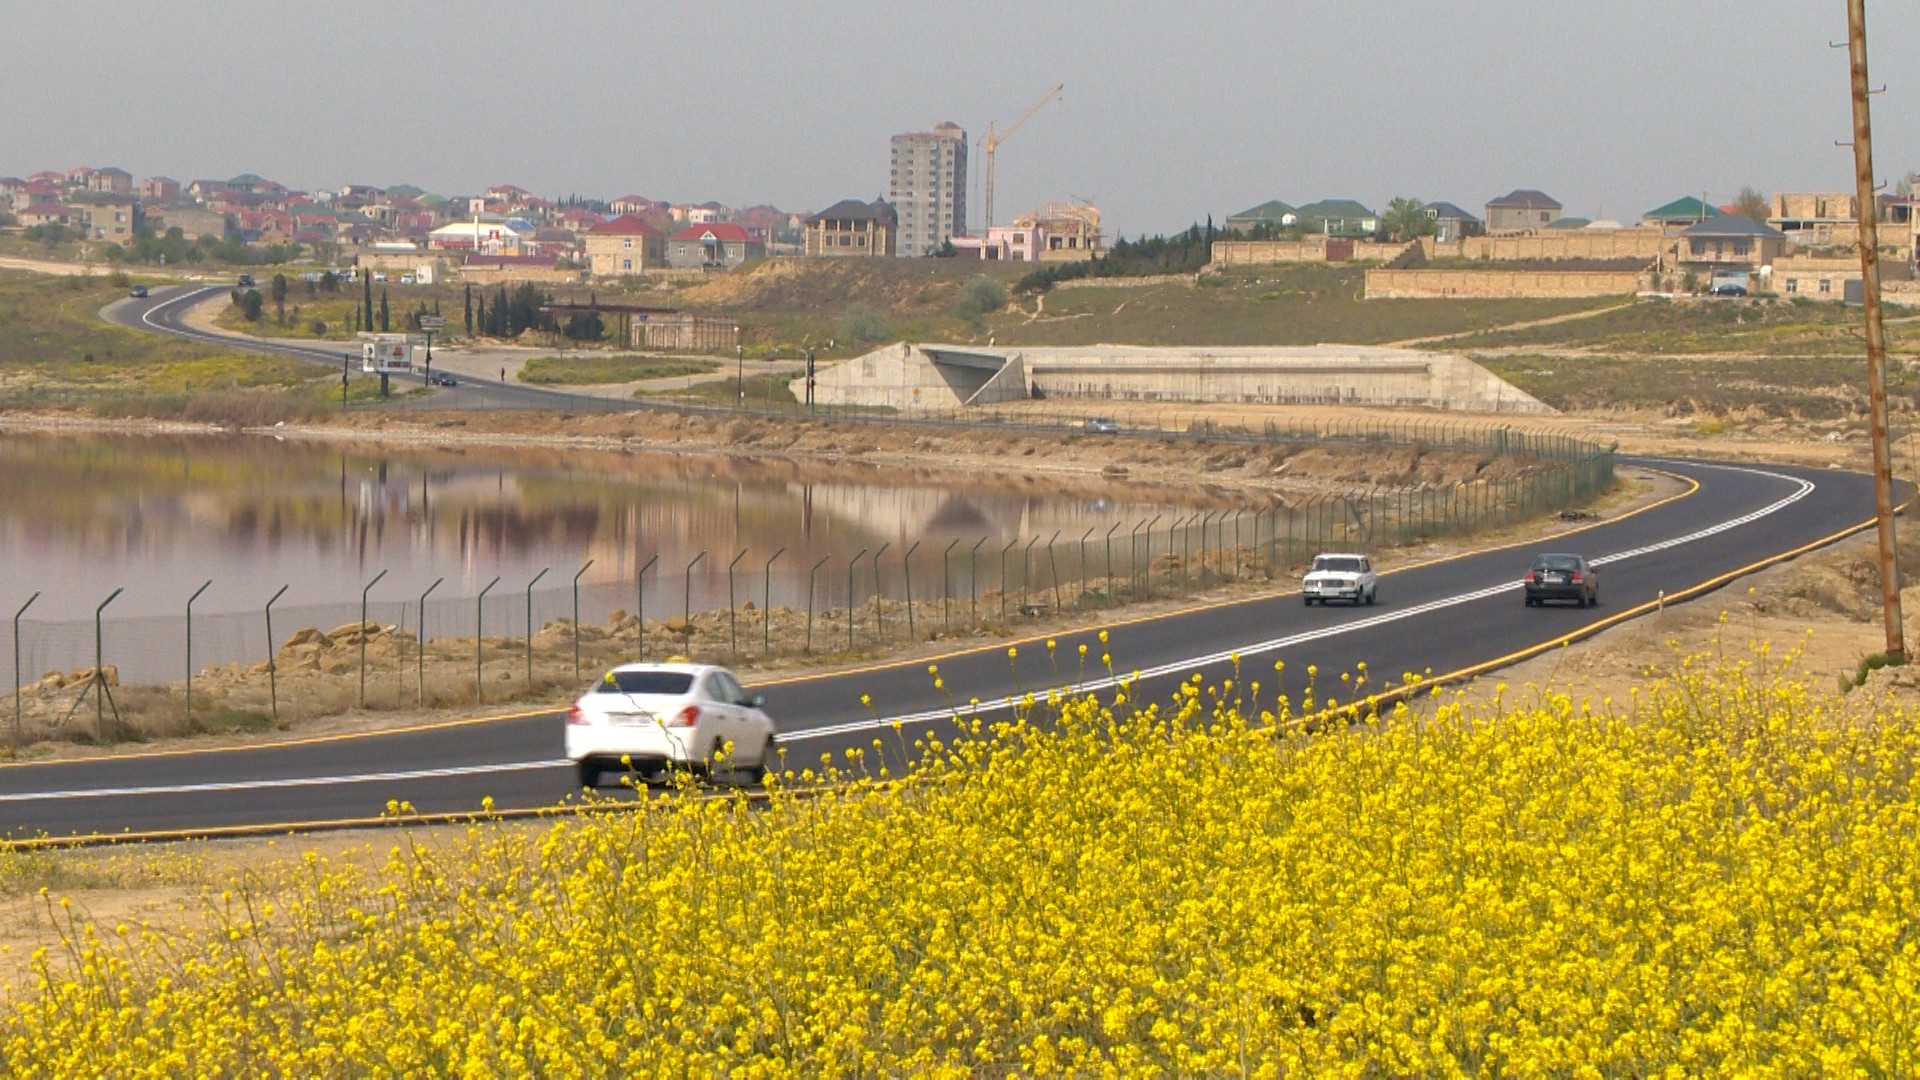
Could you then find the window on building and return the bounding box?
[1819,279,1832,293]
[1785,278,1798,293]
[622,238,632,249]
[1732,241,1750,257]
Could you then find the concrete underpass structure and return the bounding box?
[798,343,1550,414]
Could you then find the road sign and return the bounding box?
[360,334,417,373]
[419,315,447,330]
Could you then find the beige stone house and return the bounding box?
[1484,189,1562,233]
[585,215,664,276]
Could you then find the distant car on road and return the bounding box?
[236,274,256,289]
[1302,552,1377,606]
[1524,553,1598,607]
[1083,417,1120,435]
[426,372,456,387]
[127,285,148,299]
[1710,283,1748,297]
[566,661,778,788]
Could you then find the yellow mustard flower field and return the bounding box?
[2,648,1917,1076]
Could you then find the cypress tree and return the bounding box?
[379,288,390,332]
[363,275,373,330]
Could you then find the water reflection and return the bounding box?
[0,431,1210,622]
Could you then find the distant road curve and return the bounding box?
[106,285,622,412]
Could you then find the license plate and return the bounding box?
[1547,573,1565,583]
[611,711,654,726]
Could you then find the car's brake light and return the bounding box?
[566,705,586,725]
[1526,571,1537,583]
[669,705,701,728]
[1570,571,1583,583]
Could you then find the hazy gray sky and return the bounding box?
[5,2,1917,236]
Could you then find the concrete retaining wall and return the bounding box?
[803,343,1550,414]
[1365,268,1644,299]
[792,343,1030,411]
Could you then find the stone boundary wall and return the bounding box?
[1421,229,1667,262]
[1365,269,1644,299]
[1209,239,1414,266]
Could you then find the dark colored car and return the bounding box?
[236,274,256,289]
[128,285,148,299]
[1710,283,1747,297]
[1525,553,1598,607]
[426,372,456,387]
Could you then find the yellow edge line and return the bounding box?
[5,475,1872,852]
[0,465,1695,772]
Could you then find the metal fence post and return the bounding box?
[726,549,747,656]
[1021,535,1039,614]
[1105,522,1121,607]
[1165,514,1181,594]
[184,581,209,728]
[902,541,920,641]
[636,553,658,659]
[359,569,387,709]
[573,559,594,680]
[971,536,987,626]
[846,548,867,651]
[999,538,1017,621]
[763,547,785,655]
[476,576,500,705]
[12,592,38,756]
[524,566,550,689]
[1159,511,1175,591]
[807,553,830,654]
[683,551,706,656]
[417,577,442,707]
[263,584,287,727]
[1047,530,1062,613]
[872,542,890,641]
[942,538,959,630]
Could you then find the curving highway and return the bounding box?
[0,451,1888,844]
[105,285,621,412]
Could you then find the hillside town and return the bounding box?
[8,154,1914,310]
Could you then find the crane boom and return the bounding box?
[982,83,1064,234]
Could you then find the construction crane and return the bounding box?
[981,83,1064,234]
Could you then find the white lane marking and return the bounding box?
[784,466,1817,743]
[0,759,569,804]
[0,467,1822,802]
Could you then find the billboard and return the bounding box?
[360,334,418,373]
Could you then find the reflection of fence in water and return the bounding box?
[3,439,1613,692]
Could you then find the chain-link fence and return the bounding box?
[3,420,1614,746]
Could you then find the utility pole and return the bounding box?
[1846,0,1907,659]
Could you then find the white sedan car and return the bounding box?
[1302,552,1378,606]
[566,662,778,788]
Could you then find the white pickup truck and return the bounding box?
[1302,553,1377,606]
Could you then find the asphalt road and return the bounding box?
[104,285,625,413]
[0,455,1887,843]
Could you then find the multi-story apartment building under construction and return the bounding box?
[888,122,967,257]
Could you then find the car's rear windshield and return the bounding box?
[1313,556,1364,573]
[1533,555,1582,570]
[596,671,694,695]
